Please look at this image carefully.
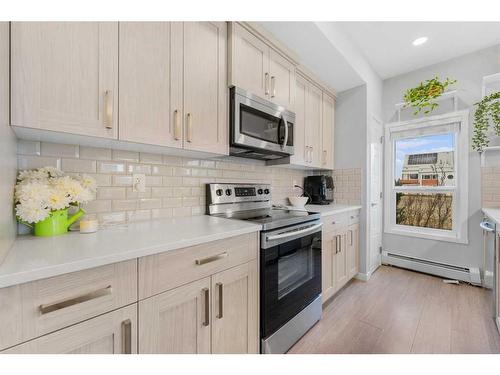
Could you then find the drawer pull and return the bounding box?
[121,319,132,354]
[216,282,223,319]
[202,288,210,326]
[38,285,112,315]
[195,252,228,265]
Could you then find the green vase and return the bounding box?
[31,208,86,237]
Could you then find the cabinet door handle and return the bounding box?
[216,282,223,319]
[174,109,181,141]
[202,288,210,326]
[349,230,353,246]
[264,73,270,96]
[271,76,276,98]
[121,319,132,354]
[323,150,327,165]
[104,90,113,129]
[334,235,339,254]
[39,285,112,315]
[186,113,193,143]
[195,252,228,265]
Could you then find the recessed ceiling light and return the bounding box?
[412,37,428,46]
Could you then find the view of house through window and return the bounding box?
[394,133,455,231]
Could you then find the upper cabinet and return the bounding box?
[11,21,227,156]
[228,22,296,110]
[183,22,227,154]
[120,21,227,155]
[290,68,335,170]
[119,22,182,148]
[11,22,119,139]
[322,92,335,170]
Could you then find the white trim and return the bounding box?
[384,110,469,244]
[355,271,372,282]
[496,317,500,335]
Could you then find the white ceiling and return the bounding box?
[338,22,500,79]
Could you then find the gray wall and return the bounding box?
[382,44,500,269]
[0,22,18,263]
[335,84,371,274]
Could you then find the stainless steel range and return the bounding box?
[206,183,323,354]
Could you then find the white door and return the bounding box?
[369,115,384,274]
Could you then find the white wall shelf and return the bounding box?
[395,90,459,122]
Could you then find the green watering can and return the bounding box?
[25,208,86,237]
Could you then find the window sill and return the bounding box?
[384,226,468,244]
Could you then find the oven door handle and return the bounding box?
[266,223,323,241]
[281,113,289,150]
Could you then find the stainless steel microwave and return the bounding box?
[230,87,295,160]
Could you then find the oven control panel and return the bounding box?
[206,183,271,206]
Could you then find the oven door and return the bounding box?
[231,87,294,155]
[260,222,322,339]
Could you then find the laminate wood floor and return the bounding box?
[289,265,500,354]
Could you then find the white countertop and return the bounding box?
[482,207,500,226]
[306,204,362,217]
[0,216,261,288]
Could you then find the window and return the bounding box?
[384,111,469,243]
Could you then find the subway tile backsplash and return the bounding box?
[482,166,500,207]
[17,141,315,225]
[331,168,362,205]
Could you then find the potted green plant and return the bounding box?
[403,76,457,115]
[472,91,500,153]
[14,167,97,236]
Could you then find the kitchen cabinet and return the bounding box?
[138,261,258,354]
[321,231,336,303]
[321,92,335,169]
[138,277,211,354]
[334,232,348,290]
[119,21,227,155]
[229,22,296,110]
[306,82,323,168]
[290,74,308,165]
[346,223,360,279]
[3,305,137,354]
[183,22,227,154]
[211,261,258,354]
[292,71,333,169]
[320,209,360,304]
[11,22,118,139]
[119,22,182,148]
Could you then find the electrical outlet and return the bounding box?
[132,174,146,193]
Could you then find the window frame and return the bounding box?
[384,110,469,244]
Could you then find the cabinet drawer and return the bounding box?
[138,233,258,299]
[0,260,137,351]
[322,212,349,233]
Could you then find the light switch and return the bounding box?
[132,174,146,193]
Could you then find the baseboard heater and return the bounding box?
[382,251,481,285]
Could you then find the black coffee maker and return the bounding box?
[303,175,334,205]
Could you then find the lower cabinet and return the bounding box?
[321,211,360,304]
[138,260,258,354]
[3,304,137,354]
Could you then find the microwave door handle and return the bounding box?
[266,223,323,241]
[281,114,289,150]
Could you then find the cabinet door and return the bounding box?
[290,74,308,166]
[306,83,323,167]
[269,49,295,110]
[211,261,258,354]
[183,22,228,155]
[3,305,137,354]
[229,23,269,99]
[347,224,360,279]
[335,232,348,291]
[321,92,335,170]
[138,277,211,354]
[321,231,335,303]
[119,22,183,148]
[11,22,118,138]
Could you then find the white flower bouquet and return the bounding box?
[14,167,97,236]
